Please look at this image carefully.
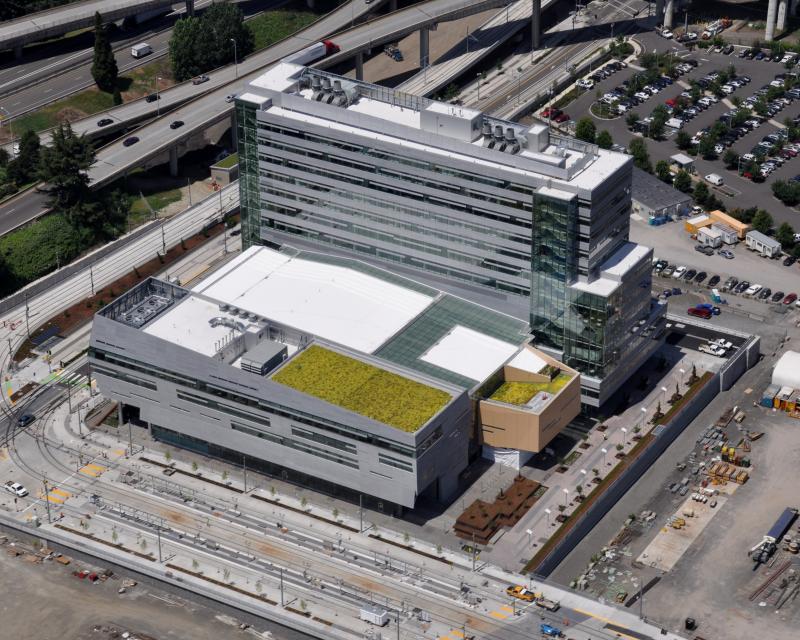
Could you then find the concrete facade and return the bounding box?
[89,279,473,510]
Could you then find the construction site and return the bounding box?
[563,397,800,640]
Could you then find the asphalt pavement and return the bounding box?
[0,0,279,119]
[569,29,800,226]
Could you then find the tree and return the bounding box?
[575,117,596,143]
[723,149,739,170]
[112,86,122,106]
[675,130,692,150]
[776,222,795,249]
[38,124,99,236]
[90,12,118,92]
[169,3,254,82]
[625,112,640,129]
[628,138,652,173]
[673,170,692,193]
[693,181,709,205]
[655,159,672,183]
[648,117,665,140]
[698,136,717,159]
[6,129,40,185]
[595,130,613,149]
[752,209,773,234]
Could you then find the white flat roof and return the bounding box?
[347,95,421,129]
[600,242,650,279]
[420,325,518,381]
[507,348,547,374]
[192,246,435,354]
[143,296,259,357]
[570,277,619,297]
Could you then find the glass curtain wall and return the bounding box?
[236,100,261,249]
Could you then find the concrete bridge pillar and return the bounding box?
[532,0,541,51]
[13,44,22,59]
[169,146,179,177]
[420,27,430,68]
[777,0,788,31]
[185,0,194,16]
[355,51,364,80]
[766,0,778,41]
[664,0,674,29]
[792,0,799,18]
[390,0,397,11]
[655,0,665,24]
[306,0,315,9]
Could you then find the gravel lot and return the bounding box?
[567,29,800,226]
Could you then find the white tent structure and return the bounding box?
[772,351,800,388]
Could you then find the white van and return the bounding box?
[131,43,153,58]
[666,117,684,129]
[705,173,724,186]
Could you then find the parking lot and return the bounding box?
[565,29,800,226]
[631,215,800,311]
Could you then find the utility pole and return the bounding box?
[67,376,72,413]
[359,494,363,533]
[128,420,133,457]
[230,39,238,78]
[24,293,30,338]
[280,567,284,606]
[89,265,95,295]
[396,612,401,640]
[161,218,166,254]
[471,532,477,571]
[242,454,247,492]
[157,518,163,562]
[43,477,52,524]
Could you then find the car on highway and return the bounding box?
[719,249,735,259]
[170,120,184,130]
[688,306,713,319]
[17,414,35,427]
[145,93,160,103]
[192,74,210,85]
[772,290,786,302]
[97,118,113,127]
[225,93,237,103]
[123,136,139,147]
[4,481,28,498]
[708,275,721,287]
[784,293,798,305]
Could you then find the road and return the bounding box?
[0,0,176,54]
[0,0,261,119]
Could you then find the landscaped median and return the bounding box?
[271,345,451,432]
[522,371,715,575]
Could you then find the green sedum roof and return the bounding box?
[489,373,572,406]
[271,345,450,432]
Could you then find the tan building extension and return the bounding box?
[478,346,581,453]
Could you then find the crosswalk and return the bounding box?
[57,372,90,389]
[39,485,71,504]
[78,463,106,478]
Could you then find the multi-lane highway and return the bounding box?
[0,0,253,119]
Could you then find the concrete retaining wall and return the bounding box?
[534,373,721,576]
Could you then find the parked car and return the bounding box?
[694,271,707,283]
[783,255,796,266]
[673,266,687,279]
[4,481,28,497]
[758,287,772,300]
[734,281,751,294]
[695,245,714,255]
[708,275,721,287]
[784,293,798,305]
[577,79,594,90]
[662,265,676,277]
[719,249,735,259]
[688,306,713,319]
[772,290,786,302]
[553,112,570,123]
[684,268,698,281]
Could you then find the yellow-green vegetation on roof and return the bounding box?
[214,153,239,169]
[489,372,572,406]
[271,345,450,432]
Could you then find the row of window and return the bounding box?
[231,422,359,469]
[91,347,418,458]
[378,453,413,473]
[92,364,157,391]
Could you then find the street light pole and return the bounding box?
[476,72,481,100]
[230,39,238,78]
[155,76,162,117]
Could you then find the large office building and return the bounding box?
[234,63,665,407]
[90,247,581,509]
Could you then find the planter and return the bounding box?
[556,466,568,474]
[615,452,627,460]
[596,424,608,432]
[579,442,591,450]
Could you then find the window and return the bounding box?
[378,454,413,473]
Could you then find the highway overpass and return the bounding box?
[0,0,188,57]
